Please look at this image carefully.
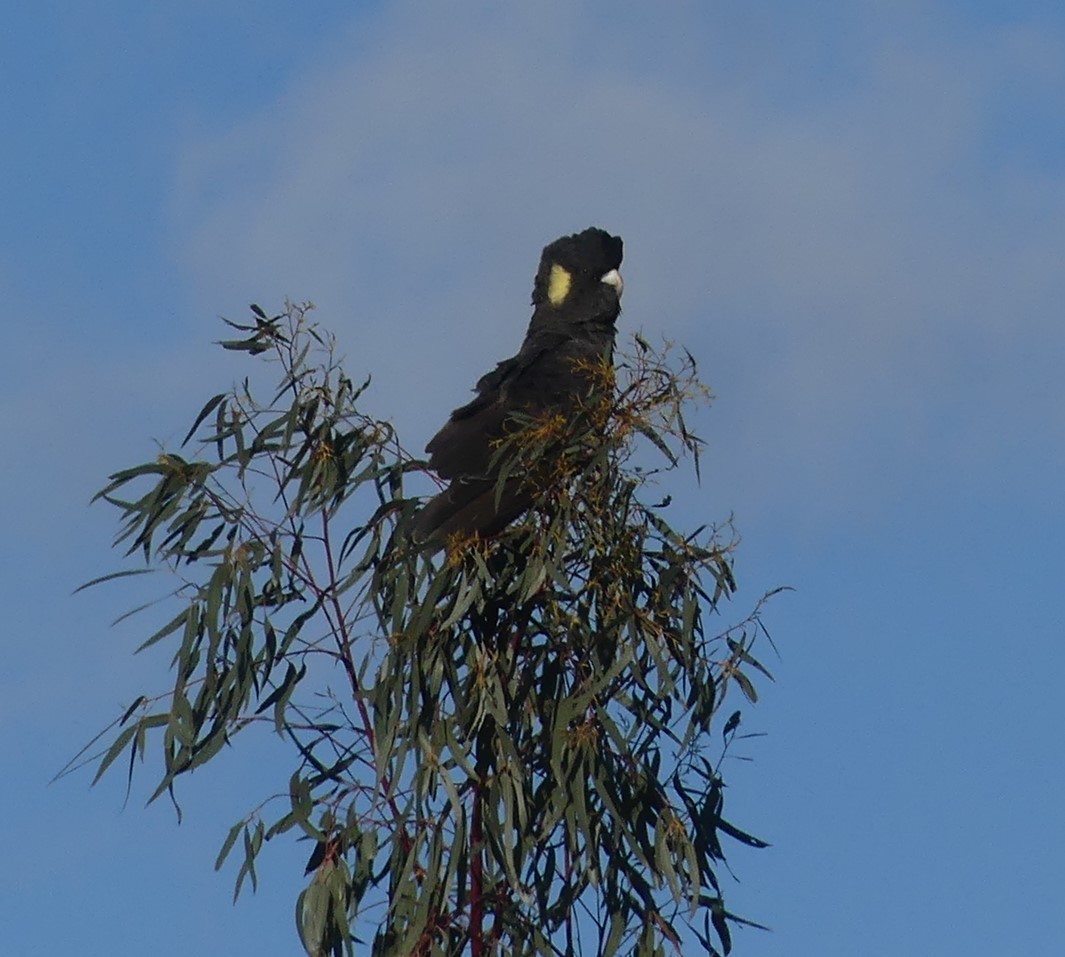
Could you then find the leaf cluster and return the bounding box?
[74,303,778,957]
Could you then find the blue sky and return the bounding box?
[3,1,1064,953]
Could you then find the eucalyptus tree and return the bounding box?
[75,304,777,956]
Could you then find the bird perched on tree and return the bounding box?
[411,227,624,550]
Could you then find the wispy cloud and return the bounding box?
[168,1,1065,530]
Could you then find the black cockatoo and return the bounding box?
[412,227,624,549]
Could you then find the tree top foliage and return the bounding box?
[71,302,780,957]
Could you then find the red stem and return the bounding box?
[470,775,485,957]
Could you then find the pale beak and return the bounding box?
[600,268,624,298]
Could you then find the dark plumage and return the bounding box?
[412,227,624,549]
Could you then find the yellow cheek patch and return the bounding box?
[547,264,572,305]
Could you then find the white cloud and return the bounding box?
[168,1,1065,533]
